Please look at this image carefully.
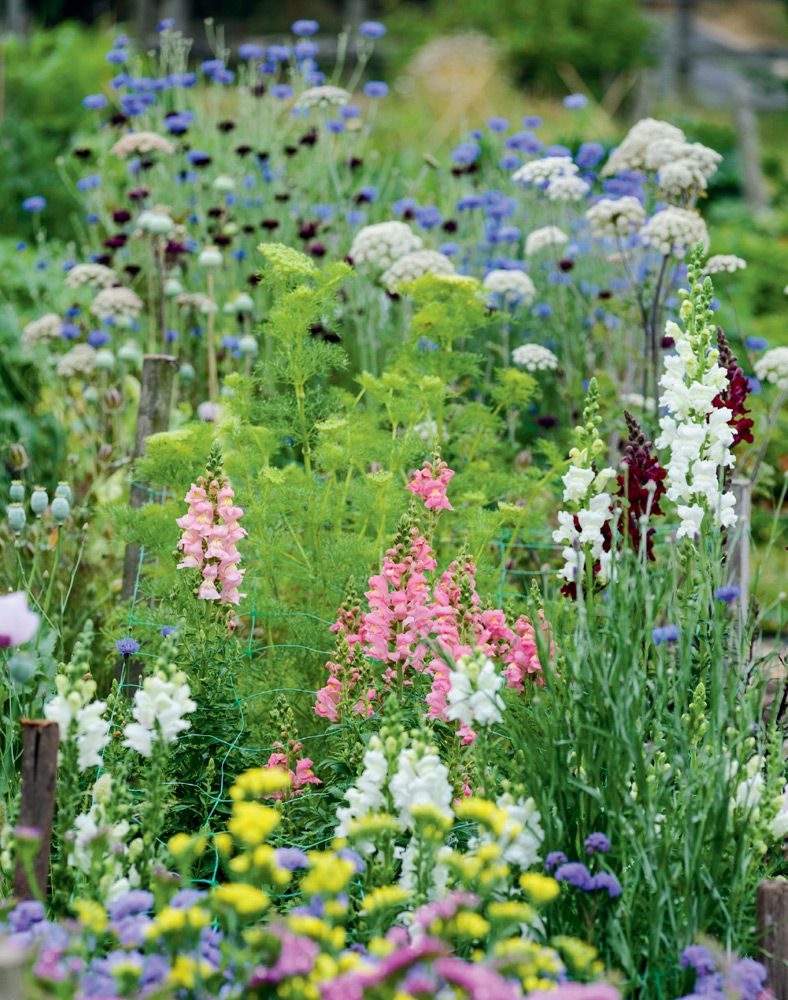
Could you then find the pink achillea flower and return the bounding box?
[176,476,246,605]
[406,457,455,511]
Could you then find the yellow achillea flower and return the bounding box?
[487,900,536,924]
[214,832,232,856]
[151,906,186,934]
[230,766,292,800]
[552,935,600,974]
[520,872,561,904]
[287,915,346,949]
[348,812,399,837]
[213,882,270,915]
[168,833,193,857]
[301,852,355,896]
[454,797,509,836]
[369,935,396,957]
[448,911,490,939]
[228,801,281,846]
[73,900,107,934]
[362,885,411,913]
[169,955,212,989]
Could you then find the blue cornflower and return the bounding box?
[160,626,177,637]
[545,143,573,158]
[170,71,196,88]
[157,18,174,31]
[213,68,235,85]
[64,306,80,318]
[115,638,140,656]
[584,832,610,855]
[456,193,483,211]
[60,323,81,341]
[336,847,365,873]
[22,196,46,212]
[222,335,240,350]
[346,209,367,226]
[238,43,265,59]
[187,150,211,165]
[110,73,130,90]
[88,330,110,348]
[522,115,543,128]
[487,116,509,132]
[16,241,27,250]
[76,175,101,192]
[746,376,761,393]
[340,104,361,119]
[393,196,417,215]
[200,58,225,76]
[106,48,128,65]
[275,847,309,870]
[652,624,679,646]
[715,584,741,605]
[35,260,48,270]
[291,19,319,36]
[451,141,480,165]
[545,851,568,872]
[363,80,388,98]
[306,70,326,85]
[164,111,194,134]
[499,154,520,170]
[744,335,768,351]
[439,242,460,256]
[326,119,345,133]
[267,44,292,62]
[505,130,542,154]
[554,862,593,889]
[591,872,622,897]
[271,84,294,100]
[414,205,442,229]
[359,20,386,38]
[164,330,178,343]
[534,303,552,318]
[82,93,107,110]
[295,40,319,60]
[576,141,605,168]
[120,94,149,116]
[418,337,439,352]
[564,93,588,109]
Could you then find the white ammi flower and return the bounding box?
[483,269,536,307]
[525,226,569,257]
[754,347,788,391]
[586,197,645,237]
[380,250,455,291]
[349,221,423,271]
[511,343,558,372]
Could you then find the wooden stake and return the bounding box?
[757,880,788,999]
[12,720,59,901]
[0,940,26,1000]
[121,354,178,602]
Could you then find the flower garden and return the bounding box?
[0,12,787,1000]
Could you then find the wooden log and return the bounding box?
[733,80,767,214]
[757,880,788,999]
[12,720,59,901]
[0,940,26,1000]
[121,354,178,602]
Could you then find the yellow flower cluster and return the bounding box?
[362,885,411,914]
[212,882,270,916]
[228,801,281,846]
[230,765,292,800]
[301,852,356,897]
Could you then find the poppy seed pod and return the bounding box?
[51,496,70,524]
[198,245,223,268]
[55,482,72,503]
[30,488,49,516]
[7,503,26,533]
[9,481,25,503]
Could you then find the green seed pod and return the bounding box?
[7,503,26,533]
[51,496,70,524]
[55,482,72,502]
[8,651,37,685]
[30,487,48,516]
[179,363,196,383]
[9,480,25,503]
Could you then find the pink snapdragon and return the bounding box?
[176,476,246,606]
[264,742,321,799]
[406,458,455,511]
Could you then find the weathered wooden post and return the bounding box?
[0,940,26,1000]
[12,720,59,901]
[121,354,178,602]
[733,80,767,215]
[757,880,788,998]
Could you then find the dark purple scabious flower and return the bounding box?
[555,862,593,889]
[115,637,140,656]
[591,872,622,897]
[83,94,107,110]
[653,624,679,646]
[363,80,388,98]
[680,945,717,976]
[545,851,568,872]
[22,196,46,212]
[359,20,386,38]
[276,847,309,870]
[584,832,610,855]
[715,584,741,605]
[564,93,588,109]
[292,19,319,36]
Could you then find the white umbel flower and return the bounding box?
[512,156,577,186]
[445,651,505,729]
[640,207,708,258]
[91,286,144,320]
[704,255,747,275]
[110,131,175,158]
[483,269,536,307]
[754,347,788,391]
[296,85,351,109]
[22,313,62,347]
[349,221,423,271]
[511,343,558,372]
[65,263,118,289]
[545,174,590,202]
[585,196,645,237]
[57,344,97,377]
[525,226,568,257]
[380,250,455,291]
[601,118,686,176]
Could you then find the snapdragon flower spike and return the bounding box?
[405,456,455,511]
[176,474,246,605]
[264,741,321,799]
[713,328,754,448]
[617,411,667,560]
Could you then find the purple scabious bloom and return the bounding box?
[8,901,46,933]
[337,847,365,873]
[564,93,588,109]
[160,625,177,637]
[22,196,46,212]
[239,43,265,60]
[108,890,154,921]
[554,862,594,889]
[292,19,319,36]
[115,637,140,656]
[359,20,386,38]
[653,624,680,646]
[276,847,309,870]
[680,945,717,976]
[545,850,568,872]
[715,584,741,604]
[591,872,622,897]
[728,958,768,1000]
[363,80,388,98]
[170,888,207,908]
[82,93,107,110]
[584,832,610,855]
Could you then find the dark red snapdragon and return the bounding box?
[617,411,667,560]
[712,328,754,448]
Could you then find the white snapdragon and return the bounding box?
[445,651,505,729]
[525,226,569,257]
[511,344,559,372]
[123,663,196,758]
[754,347,788,391]
[349,221,423,271]
[585,196,645,237]
[44,671,109,771]
[471,793,543,869]
[70,773,140,901]
[390,744,453,829]
[655,264,737,539]
[483,269,536,308]
[335,736,388,847]
[380,250,455,291]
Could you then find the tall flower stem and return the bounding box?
[206,271,218,402]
